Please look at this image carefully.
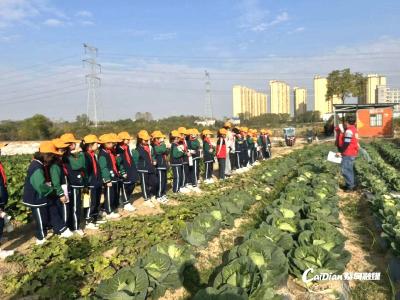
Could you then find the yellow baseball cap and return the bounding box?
[151,130,165,138]
[98,134,112,144]
[60,133,80,143]
[138,130,151,140]
[83,134,99,144]
[52,138,69,149]
[108,133,122,143]
[170,130,181,138]
[178,127,187,135]
[40,141,62,155]
[219,128,227,135]
[202,129,213,135]
[118,131,133,140]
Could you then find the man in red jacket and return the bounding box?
[336,115,359,191]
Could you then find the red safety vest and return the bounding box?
[342,125,359,157]
[216,138,227,159]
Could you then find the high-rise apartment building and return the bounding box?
[232,85,267,119]
[366,74,387,104]
[377,85,400,115]
[313,76,341,115]
[269,80,290,114]
[293,87,307,116]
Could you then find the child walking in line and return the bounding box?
[81,135,103,229]
[0,143,14,259]
[170,130,184,193]
[202,129,215,184]
[23,142,73,245]
[117,132,139,212]
[49,138,73,234]
[177,127,190,193]
[187,128,201,191]
[246,129,255,166]
[98,134,121,219]
[240,128,249,169]
[216,128,227,180]
[136,130,158,207]
[60,133,86,236]
[151,131,169,203]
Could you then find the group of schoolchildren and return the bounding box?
[0,122,272,257]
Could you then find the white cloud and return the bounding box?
[288,26,305,34]
[75,10,92,18]
[80,20,94,26]
[0,0,41,28]
[237,0,289,32]
[43,18,63,27]
[0,33,20,43]
[251,11,289,32]
[153,32,177,41]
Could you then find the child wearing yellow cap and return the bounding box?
[151,131,169,202]
[216,129,228,180]
[22,142,73,245]
[81,135,103,228]
[98,134,121,219]
[59,133,86,236]
[169,130,184,193]
[49,139,72,234]
[116,132,139,212]
[136,130,158,207]
[187,129,201,192]
[202,130,215,184]
[178,128,191,193]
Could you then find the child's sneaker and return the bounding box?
[35,238,47,245]
[123,203,137,212]
[74,229,85,236]
[106,212,120,219]
[85,223,99,230]
[60,228,74,238]
[0,249,14,259]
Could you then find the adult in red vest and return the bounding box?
[337,115,359,191]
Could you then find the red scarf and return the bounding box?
[204,137,213,148]
[107,149,119,175]
[120,144,132,166]
[87,150,98,176]
[143,144,153,163]
[0,162,7,187]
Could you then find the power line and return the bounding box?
[1,77,82,98]
[0,88,86,105]
[0,55,78,80]
[100,51,400,61]
[0,82,86,104]
[0,67,81,89]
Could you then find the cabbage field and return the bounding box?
[1,141,400,299]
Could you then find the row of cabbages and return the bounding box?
[356,143,400,257]
[193,147,351,299]
[93,148,300,299]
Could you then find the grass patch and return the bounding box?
[351,280,392,300]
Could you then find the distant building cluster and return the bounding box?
[232,73,400,119]
[232,86,267,119]
[364,74,400,116]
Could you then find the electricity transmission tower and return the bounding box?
[204,70,213,119]
[83,43,101,127]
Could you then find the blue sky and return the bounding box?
[1,0,400,120]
